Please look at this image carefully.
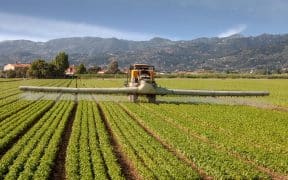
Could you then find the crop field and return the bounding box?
[0,78,287,179]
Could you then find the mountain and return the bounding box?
[1,34,288,72]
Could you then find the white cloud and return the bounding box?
[218,24,247,38]
[0,12,156,42]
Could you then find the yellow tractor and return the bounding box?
[20,64,269,103]
[126,64,157,102]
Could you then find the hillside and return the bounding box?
[1,34,288,72]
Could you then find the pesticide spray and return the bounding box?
[19,64,269,103]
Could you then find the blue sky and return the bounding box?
[0,0,287,41]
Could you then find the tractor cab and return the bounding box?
[129,64,155,84]
[126,64,157,102]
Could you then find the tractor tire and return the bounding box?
[129,94,138,102]
[147,94,156,103]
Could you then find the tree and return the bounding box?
[5,70,16,78]
[46,63,58,77]
[2,67,29,78]
[106,57,119,74]
[77,63,87,74]
[15,67,29,78]
[27,59,50,78]
[87,65,101,74]
[52,52,69,76]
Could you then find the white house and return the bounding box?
[65,65,77,75]
[3,63,31,71]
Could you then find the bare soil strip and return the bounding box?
[119,104,212,180]
[66,79,73,87]
[51,103,77,180]
[92,106,111,180]
[97,104,140,180]
[140,104,288,179]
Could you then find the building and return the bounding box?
[97,70,106,74]
[3,63,31,71]
[65,65,77,75]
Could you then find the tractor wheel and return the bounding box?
[147,95,156,103]
[129,94,138,102]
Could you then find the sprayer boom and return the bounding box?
[19,86,138,94]
[19,80,269,103]
[19,84,269,96]
[19,64,269,103]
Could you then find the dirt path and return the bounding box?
[97,103,140,180]
[51,103,77,180]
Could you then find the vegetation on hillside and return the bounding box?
[0,34,288,72]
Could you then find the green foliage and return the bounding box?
[0,101,54,152]
[87,65,101,74]
[52,51,69,76]
[66,100,123,179]
[106,57,119,74]
[0,101,73,179]
[27,59,50,78]
[27,52,69,78]
[2,34,288,72]
[1,68,29,78]
[100,102,200,179]
[4,70,16,78]
[147,103,288,174]
[0,78,288,179]
[122,103,269,178]
[76,63,87,74]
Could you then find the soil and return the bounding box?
[97,104,140,180]
[51,103,77,180]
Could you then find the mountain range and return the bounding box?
[0,34,288,72]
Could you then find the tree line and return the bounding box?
[1,52,121,78]
[28,52,69,78]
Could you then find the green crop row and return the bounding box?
[144,103,288,174]
[121,102,270,179]
[0,79,72,102]
[0,101,74,179]
[0,79,23,82]
[100,101,200,179]
[66,100,123,180]
[0,100,54,153]
[58,78,288,107]
[0,100,37,122]
[0,95,19,108]
[32,101,74,179]
[0,90,19,100]
[0,81,19,91]
[0,100,50,133]
[77,78,124,88]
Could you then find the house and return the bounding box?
[97,70,106,74]
[3,63,31,71]
[65,65,77,75]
